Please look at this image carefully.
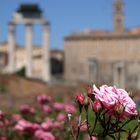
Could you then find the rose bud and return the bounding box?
[92,100,102,112]
[87,86,95,101]
[76,94,85,105]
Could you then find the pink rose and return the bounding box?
[20,104,35,115]
[15,119,39,134]
[42,105,52,113]
[12,114,22,122]
[53,102,64,111]
[37,94,52,105]
[15,119,30,131]
[35,130,55,140]
[93,85,138,118]
[64,103,76,114]
[0,136,6,140]
[53,121,63,129]
[41,118,53,131]
[35,129,45,138]
[57,113,66,122]
[93,85,118,109]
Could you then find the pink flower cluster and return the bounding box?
[37,94,76,114]
[92,85,138,118]
[14,118,63,139]
[0,93,76,140]
[15,94,76,139]
[20,104,35,115]
[15,119,39,133]
[35,130,55,140]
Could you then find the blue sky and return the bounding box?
[0,0,140,50]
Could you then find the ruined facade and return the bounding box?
[64,0,140,90]
[0,4,51,82]
[0,4,64,82]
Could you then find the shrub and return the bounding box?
[73,85,140,140]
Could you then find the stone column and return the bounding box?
[8,22,16,73]
[26,23,33,77]
[42,22,51,82]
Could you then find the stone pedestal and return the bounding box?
[26,23,33,77]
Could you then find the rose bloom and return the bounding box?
[53,102,64,111]
[37,94,52,105]
[41,118,53,131]
[93,85,138,118]
[56,113,66,122]
[0,136,6,140]
[64,103,76,114]
[20,104,35,115]
[15,119,40,134]
[0,119,10,129]
[42,105,52,113]
[35,129,44,138]
[53,121,63,129]
[12,114,22,122]
[35,130,55,140]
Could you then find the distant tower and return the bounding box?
[114,0,124,33]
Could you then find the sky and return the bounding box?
[0,0,140,50]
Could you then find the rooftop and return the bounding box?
[65,27,140,40]
[17,4,42,14]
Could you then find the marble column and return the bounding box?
[42,22,51,82]
[8,22,16,73]
[26,23,33,77]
